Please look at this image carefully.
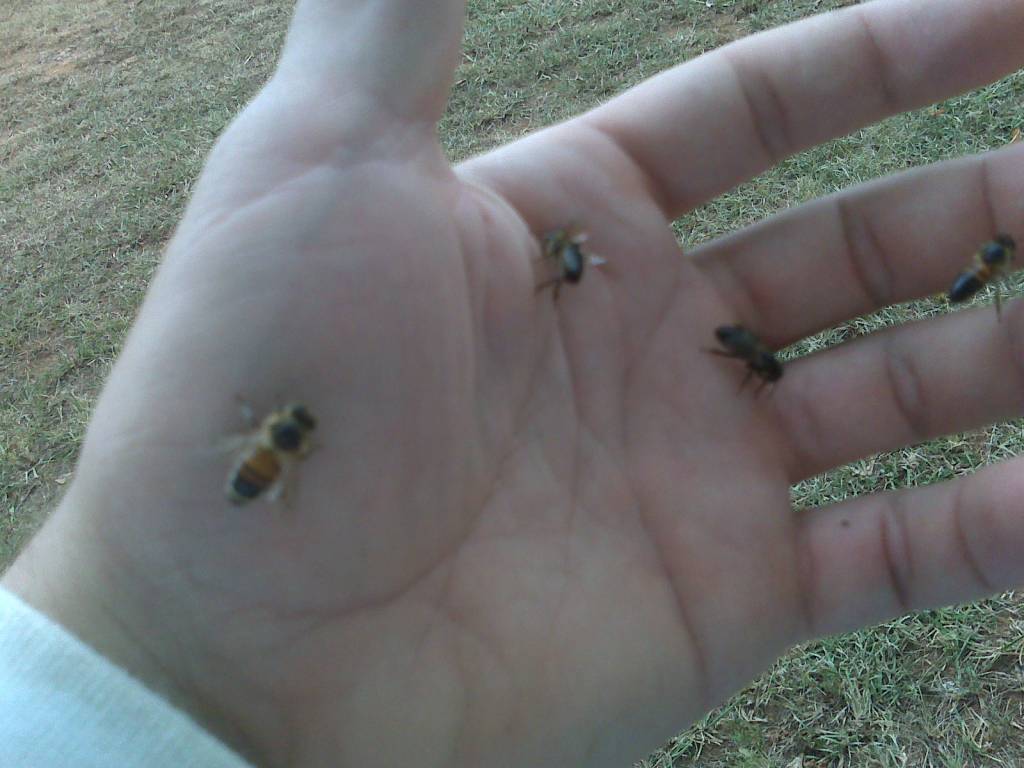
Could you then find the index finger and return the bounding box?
[584,0,1024,217]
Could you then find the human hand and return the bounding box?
[7,1,1024,766]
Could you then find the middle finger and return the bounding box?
[691,143,1024,347]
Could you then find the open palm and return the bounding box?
[12,1,1024,767]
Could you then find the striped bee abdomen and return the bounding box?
[947,271,984,303]
[227,447,281,504]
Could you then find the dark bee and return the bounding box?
[707,325,782,394]
[947,234,1016,317]
[225,402,316,504]
[535,228,590,300]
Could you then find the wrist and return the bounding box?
[2,491,259,764]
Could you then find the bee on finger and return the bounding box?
[947,234,1016,318]
[224,402,316,505]
[535,227,605,300]
[706,325,782,395]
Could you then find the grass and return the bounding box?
[2,0,1024,765]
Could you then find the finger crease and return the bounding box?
[721,51,791,164]
[835,194,894,309]
[775,379,831,482]
[879,499,912,615]
[583,120,676,220]
[853,8,899,114]
[951,478,996,594]
[1002,303,1024,406]
[977,155,1002,240]
[709,251,774,340]
[883,338,931,444]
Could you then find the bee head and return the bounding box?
[286,403,317,432]
[995,233,1016,249]
[271,422,304,452]
[268,404,316,453]
[715,324,752,350]
[994,233,1017,260]
[714,325,738,343]
[980,239,1012,266]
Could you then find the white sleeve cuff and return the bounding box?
[0,587,253,767]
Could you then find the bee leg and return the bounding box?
[753,378,772,398]
[534,276,559,294]
[535,277,564,301]
[704,348,738,358]
[297,438,320,459]
[234,394,257,428]
[995,286,1003,320]
[265,479,285,504]
[737,369,754,394]
[266,466,290,505]
[268,459,300,508]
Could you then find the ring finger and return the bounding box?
[773,300,1024,482]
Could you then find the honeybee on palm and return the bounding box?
[535,227,606,300]
[947,234,1016,318]
[224,401,316,505]
[706,325,782,395]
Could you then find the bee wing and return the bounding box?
[264,475,286,504]
[263,457,296,504]
[207,433,254,458]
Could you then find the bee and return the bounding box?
[947,234,1016,317]
[224,402,316,505]
[706,325,783,394]
[535,227,605,300]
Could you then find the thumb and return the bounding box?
[276,0,467,125]
[171,0,465,249]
